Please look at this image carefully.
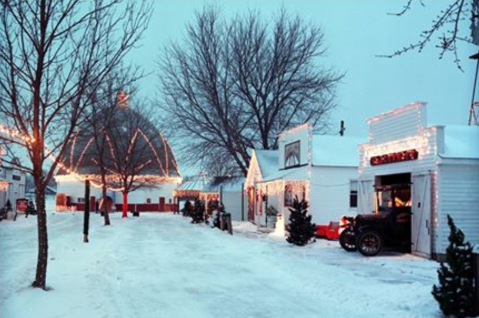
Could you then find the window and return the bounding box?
[349,181,358,208]
[12,175,21,181]
[146,198,151,204]
[284,141,300,168]
[77,197,85,203]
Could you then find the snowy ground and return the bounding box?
[1,211,442,318]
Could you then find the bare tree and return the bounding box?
[101,104,177,218]
[159,7,342,176]
[0,0,151,290]
[379,0,479,70]
[85,66,142,226]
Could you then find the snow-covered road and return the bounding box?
[1,212,440,318]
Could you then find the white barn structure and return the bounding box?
[55,107,181,212]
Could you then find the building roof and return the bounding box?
[260,166,308,183]
[57,106,180,178]
[440,125,479,159]
[202,176,245,193]
[255,150,279,178]
[176,174,209,191]
[312,135,364,167]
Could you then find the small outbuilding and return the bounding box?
[357,102,479,258]
[0,162,27,210]
[246,124,363,232]
[201,176,247,221]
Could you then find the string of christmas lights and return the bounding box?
[0,124,181,192]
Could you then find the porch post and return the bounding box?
[241,182,244,221]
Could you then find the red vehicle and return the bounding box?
[316,222,340,240]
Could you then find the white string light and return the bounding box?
[0,124,182,192]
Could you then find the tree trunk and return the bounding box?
[102,185,110,226]
[122,192,128,218]
[83,180,90,243]
[32,182,48,290]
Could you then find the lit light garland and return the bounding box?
[367,101,424,124]
[74,137,94,172]
[307,123,313,202]
[138,129,166,176]
[0,124,35,144]
[359,103,438,174]
[0,123,182,192]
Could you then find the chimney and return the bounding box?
[339,120,345,136]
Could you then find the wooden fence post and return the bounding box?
[225,213,233,235]
[220,212,225,231]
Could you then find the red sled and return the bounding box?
[316,222,340,240]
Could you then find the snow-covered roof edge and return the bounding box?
[255,150,279,178]
[437,125,479,160]
[312,134,364,167]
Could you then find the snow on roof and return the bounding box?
[441,125,479,159]
[312,135,364,167]
[255,150,279,178]
[177,174,209,191]
[202,176,245,193]
[261,166,308,183]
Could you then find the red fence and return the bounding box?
[75,203,176,212]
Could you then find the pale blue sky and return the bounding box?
[128,0,476,173]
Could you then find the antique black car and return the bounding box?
[339,183,412,256]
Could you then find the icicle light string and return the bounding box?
[74,137,94,172]
[137,129,167,175]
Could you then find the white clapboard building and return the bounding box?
[246,124,363,231]
[358,102,479,258]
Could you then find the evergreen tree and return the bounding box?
[182,200,193,217]
[432,215,476,318]
[191,199,205,224]
[286,196,316,246]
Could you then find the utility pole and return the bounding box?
[339,120,346,136]
[468,52,479,126]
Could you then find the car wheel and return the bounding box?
[357,231,383,256]
[339,228,357,252]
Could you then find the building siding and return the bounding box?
[437,164,479,253]
[309,166,358,225]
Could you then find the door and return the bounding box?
[159,197,165,211]
[358,179,374,214]
[412,174,431,255]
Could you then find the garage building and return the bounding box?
[358,102,479,258]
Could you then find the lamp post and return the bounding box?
[83,179,90,243]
